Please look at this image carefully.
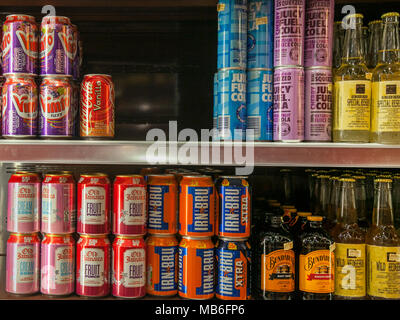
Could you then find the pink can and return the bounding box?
[41,173,76,234]
[6,232,40,295]
[274,0,305,67]
[304,0,334,67]
[273,66,304,142]
[41,233,75,296]
[7,172,41,233]
[305,67,332,141]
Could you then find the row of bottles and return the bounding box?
[333,12,400,144]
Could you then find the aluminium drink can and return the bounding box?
[217,68,247,141]
[273,66,304,142]
[217,0,248,70]
[213,72,218,140]
[246,68,274,141]
[305,67,332,142]
[247,0,274,69]
[304,0,334,67]
[274,0,305,67]
[71,24,80,80]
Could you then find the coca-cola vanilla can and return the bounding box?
[76,234,111,297]
[113,175,147,236]
[77,173,111,234]
[112,235,146,299]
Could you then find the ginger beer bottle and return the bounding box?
[327,176,340,234]
[331,178,366,299]
[371,13,400,144]
[333,14,371,142]
[366,179,400,300]
[367,20,382,70]
[299,216,335,300]
[392,176,400,229]
[353,175,370,232]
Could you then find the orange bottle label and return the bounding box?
[261,248,295,293]
[299,249,335,293]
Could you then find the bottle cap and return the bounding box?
[339,178,356,182]
[374,178,393,183]
[382,12,400,19]
[307,216,323,222]
[297,212,312,217]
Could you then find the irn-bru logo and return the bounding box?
[155,247,176,291]
[148,185,168,230]
[197,249,214,295]
[17,247,34,260]
[40,91,70,120]
[12,92,38,120]
[221,186,248,234]
[40,28,55,58]
[57,248,73,261]
[178,247,186,293]
[217,250,245,298]
[16,29,38,59]
[188,187,212,233]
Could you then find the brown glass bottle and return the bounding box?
[331,178,366,300]
[260,215,295,300]
[299,216,335,300]
[366,179,400,300]
[327,176,340,233]
[316,175,330,224]
[393,176,400,229]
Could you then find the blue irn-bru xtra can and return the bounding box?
[247,0,274,69]
[216,176,251,238]
[216,237,251,300]
[178,236,215,300]
[218,68,247,141]
[246,68,274,141]
[217,0,248,70]
[213,72,219,140]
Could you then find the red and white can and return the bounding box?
[41,173,76,234]
[7,172,41,233]
[80,74,115,139]
[76,234,111,297]
[77,173,111,234]
[6,232,40,295]
[113,175,147,236]
[40,233,75,296]
[112,235,146,299]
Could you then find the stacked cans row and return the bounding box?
[1,14,81,78]
[274,0,334,142]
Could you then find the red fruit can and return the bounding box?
[112,235,146,299]
[41,173,76,234]
[113,175,147,236]
[77,173,111,234]
[147,174,178,235]
[179,175,215,237]
[80,74,115,139]
[76,234,111,297]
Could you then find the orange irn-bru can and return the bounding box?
[146,234,178,296]
[178,236,214,300]
[147,174,178,234]
[179,175,215,237]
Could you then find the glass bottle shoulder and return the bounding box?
[300,228,334,252]
[331,223,366,244]
[261,227,293,246]
[334,62,370,81]
[366,225,400,246]
[371,62,400,82]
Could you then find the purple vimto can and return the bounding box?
[305,67,332,142]
[40,16,75,76]
[1,15,39,75]
[273,66,304,142]
[274,0,305,67]
[2,74,38,138]
[71,24,80,81]
[304,0,334,67]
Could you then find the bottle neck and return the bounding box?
[372,183,394,227]
[319,178,330,216]
[355,181,367,220]
[342,21,365,65]
[337,181,358,225]
[368,23,382,68]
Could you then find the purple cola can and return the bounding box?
[274,0,305,67]
[305,67,332,141]
[40,16,75,76]
[304,0,334,67]
[273,66,304,142]
[2,74,38,138]
[1,15,39,75]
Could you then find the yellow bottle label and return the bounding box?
[261,249,295,293]
[367,245,400,299]
[371,81,400,133]
[334,80,371,131]
[335,243,366,298]
[299,249,335,293]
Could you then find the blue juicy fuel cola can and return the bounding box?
[246,68,274,141]
[217,0,248,69]
[247,0,274,69]
[217,68,247,141]
[213,72,219,140]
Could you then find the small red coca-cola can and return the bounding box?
[113,175,147,236]
[80,74,115,139]
[41,173,76,234]
[112,235,146,299]
[76,234,111,297]
[77,173,111,234]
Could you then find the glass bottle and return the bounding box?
[280,169,295,206]
[366,179,400,300]
[371,12,400,144]
[393,176,400,229]
[331,178,366,300]
[367,20,382,70]
[327,176,340,233]
[260,215,295,300]
[352,175,370,232]
[316,175,330,223]
[299,216,335,300]
[362,26,369,65]
[333,14,371,143]
[333,21,344,73]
